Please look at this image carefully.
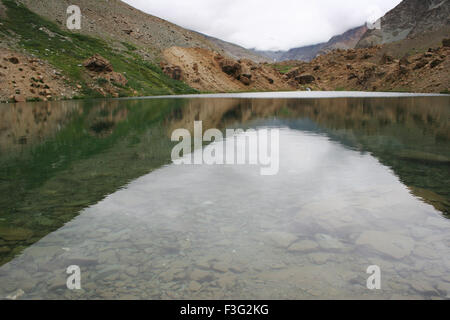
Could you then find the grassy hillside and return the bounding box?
[0,0,198,98]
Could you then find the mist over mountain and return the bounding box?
[255,25,369,62]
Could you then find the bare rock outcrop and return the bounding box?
[160,62,184,81]
[83,54,113,73]
[162,47,296,92]
[83,55,128,96]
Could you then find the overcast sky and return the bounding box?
[122,0,402,51]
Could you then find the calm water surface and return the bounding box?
[0,92,449,299]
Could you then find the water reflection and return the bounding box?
[0,94,449,299]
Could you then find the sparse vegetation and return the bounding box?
[272,64,296,74]
[0,0,198,99]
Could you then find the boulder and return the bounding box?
[399,56,410,66]
[429,59,443,68]
[162,65,183,81]
[413,58,428,70]
[108,71,128,85]
[83,54,113,72]
[398,65,409,75]
[285,67,302,79]
[345,53,357,60]
[295,74,315,85]
[380,53,394,64]
[219,59,242,78]
[239,74,251,86]
[8,57,19,64]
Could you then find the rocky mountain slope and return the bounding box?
[256,25,368,62]
[0,0,200,102]
[357,0,450,48]
[275,41,450,93]
[18,0,265,62]
[161,47,296,92]
[0,0,448,102]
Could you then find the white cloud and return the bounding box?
[122,0,402,51]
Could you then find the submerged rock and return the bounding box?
[265,231,298,248]
[356,231,415,259]
[315,234,345,250]
[188,281,202,291]
[308,252,332,264]
[6,289,25,300]
[287,240,319,252]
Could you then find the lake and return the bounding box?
[0,92,449,299]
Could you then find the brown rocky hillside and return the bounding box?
[277,40,450,93]
[162,47,296,92]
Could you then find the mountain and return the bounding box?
[17,0,266,62]
[317,25,368,55]
[255,43,324,62]
[0,0,448,102]
[357,0,450,48]
[0,0,269,102]
[204,34,270,63]
[255,25,368,62]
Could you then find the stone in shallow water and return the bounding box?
[265,231,298,248]
[190,269,212,282]
[287,240,319,252]
[126,266,139,277]
[217,273,236,289]
[1,278,18,293]
[356,231,415,259]
[229,263,246,274]
[413,245,440,260]
[27,246,64,260]
[188,281,202,292]
[195,259,211,270]
[48,275,67,291]
[212,262,229,273]
[409,281,438,294]
[308,252,332,264]
[437,282,450,295]
[315,234,345,250]
[6,289,24,300]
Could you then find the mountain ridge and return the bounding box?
[16,0,266,62]
[357,0,450,47]
[254,25,368,62]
